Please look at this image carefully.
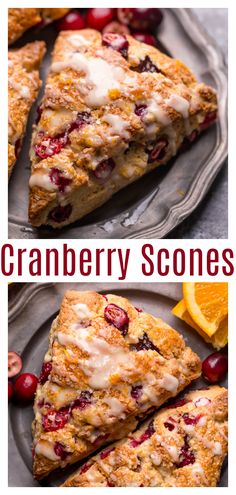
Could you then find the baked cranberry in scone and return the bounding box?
[28,29,218,228]
[63,386,228,487]
[32,290,201,479]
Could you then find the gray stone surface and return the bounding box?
[167,8,228,239]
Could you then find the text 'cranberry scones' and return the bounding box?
[8,41,46,179]
[29,29,218,228]
[63,386,228,487]
[32,291,201,479]
[8,8,70,45]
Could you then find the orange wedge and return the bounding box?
[172,298,228,349]
[182,282,228,337]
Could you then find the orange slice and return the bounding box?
[182,282,228,337]
[172,298,228,349]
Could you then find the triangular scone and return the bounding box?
[63,386,228,487]
[8,41,46,179]
[29,29,217,228]
[8,8,70,45]
[32,290,201,479]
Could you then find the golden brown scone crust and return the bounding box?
[63,386,228,487]
[8,8,70,45]
[8,41,46,179]
[28,29,218,228]
[32,290,201,479]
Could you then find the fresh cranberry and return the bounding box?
[42,407,70,432]
[176,436,195,468]
[104,303,129,336]
[35,134,67,159]
[182,413,202,425]
[39,362,52,385]
[202,351,228,383]
[72,391,92,410]
[103,21,130,36]
[93,158,116,181]
[13,373,38,404]
[86,8,115,31]
[134,104,147,118]
[8,351,22,378]
[80,462,92,474]
[56,11,86,31]
[14,139,22,159]
[131,384,143,401]
[100,447,115,459]
[8,382,13,401]
[92,433,110,447]
[147,137,168,163]
[132,32,157,47]
[49,168,72,193]
[130,420,155,447]
[117,8,163,31]
[48,204,72,223]
[164,417,176,431]
[102,33,129,59]
[132,332,159,352]
[166,398,189,409]
[200,111,217,130]
[133,55,160,73]
[54,442,71,460]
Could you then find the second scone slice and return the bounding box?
[29,29,217,228]
[32,290,201,479]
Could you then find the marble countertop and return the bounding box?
[167,8,228,239]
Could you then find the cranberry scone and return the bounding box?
[32,290,201,479]
[63,386,228,487]
[8,41,46,179]
[29,29,217,228]
[8,8,70,45]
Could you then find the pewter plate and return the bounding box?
[8,282,228,487]
[8,8,228,239]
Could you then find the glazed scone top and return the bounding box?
[30,29,217,192]
[64,386,228,487]
[32,291,201,478]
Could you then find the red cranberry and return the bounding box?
[92,433,110,447]
[130,420,155,447]
[39,362,52,385]
[35,105,43,124]
[102,33,129,58]
[182,413,201,425]
[54,442,71,460]
[176,436,195,468]
[104,304,129,336]
[166,398,189,409]
[132,332,159,352]
[14,139,22,159]
[42,407,70,432]
[194,397,211,407]
[86,8,115,31]
[8,382,13,401]
[93,158,116,181]
[107,480,115,487]
[48,203,72,223]
[164,417,176,431]
[103,21,130,36]
[134,104,147,118]
[202,351,228,384]
[56,11,86,31]
[131,384,143,401]
[147,137,168,163]
[133,55,160,73]
[8,351,22,378]
[180,130,199,152]
[13,373,38,404]
[68,112,91,133]
[80,462,92,474]
[35,134,67,159]
[135,306,143,313]
[200,111,217,130]
[72,391,92,410]
[100,447,115,460]
[132,32,157,47]
[49,168,72,193]
[117,8,163,31]
[102,294,108,301]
